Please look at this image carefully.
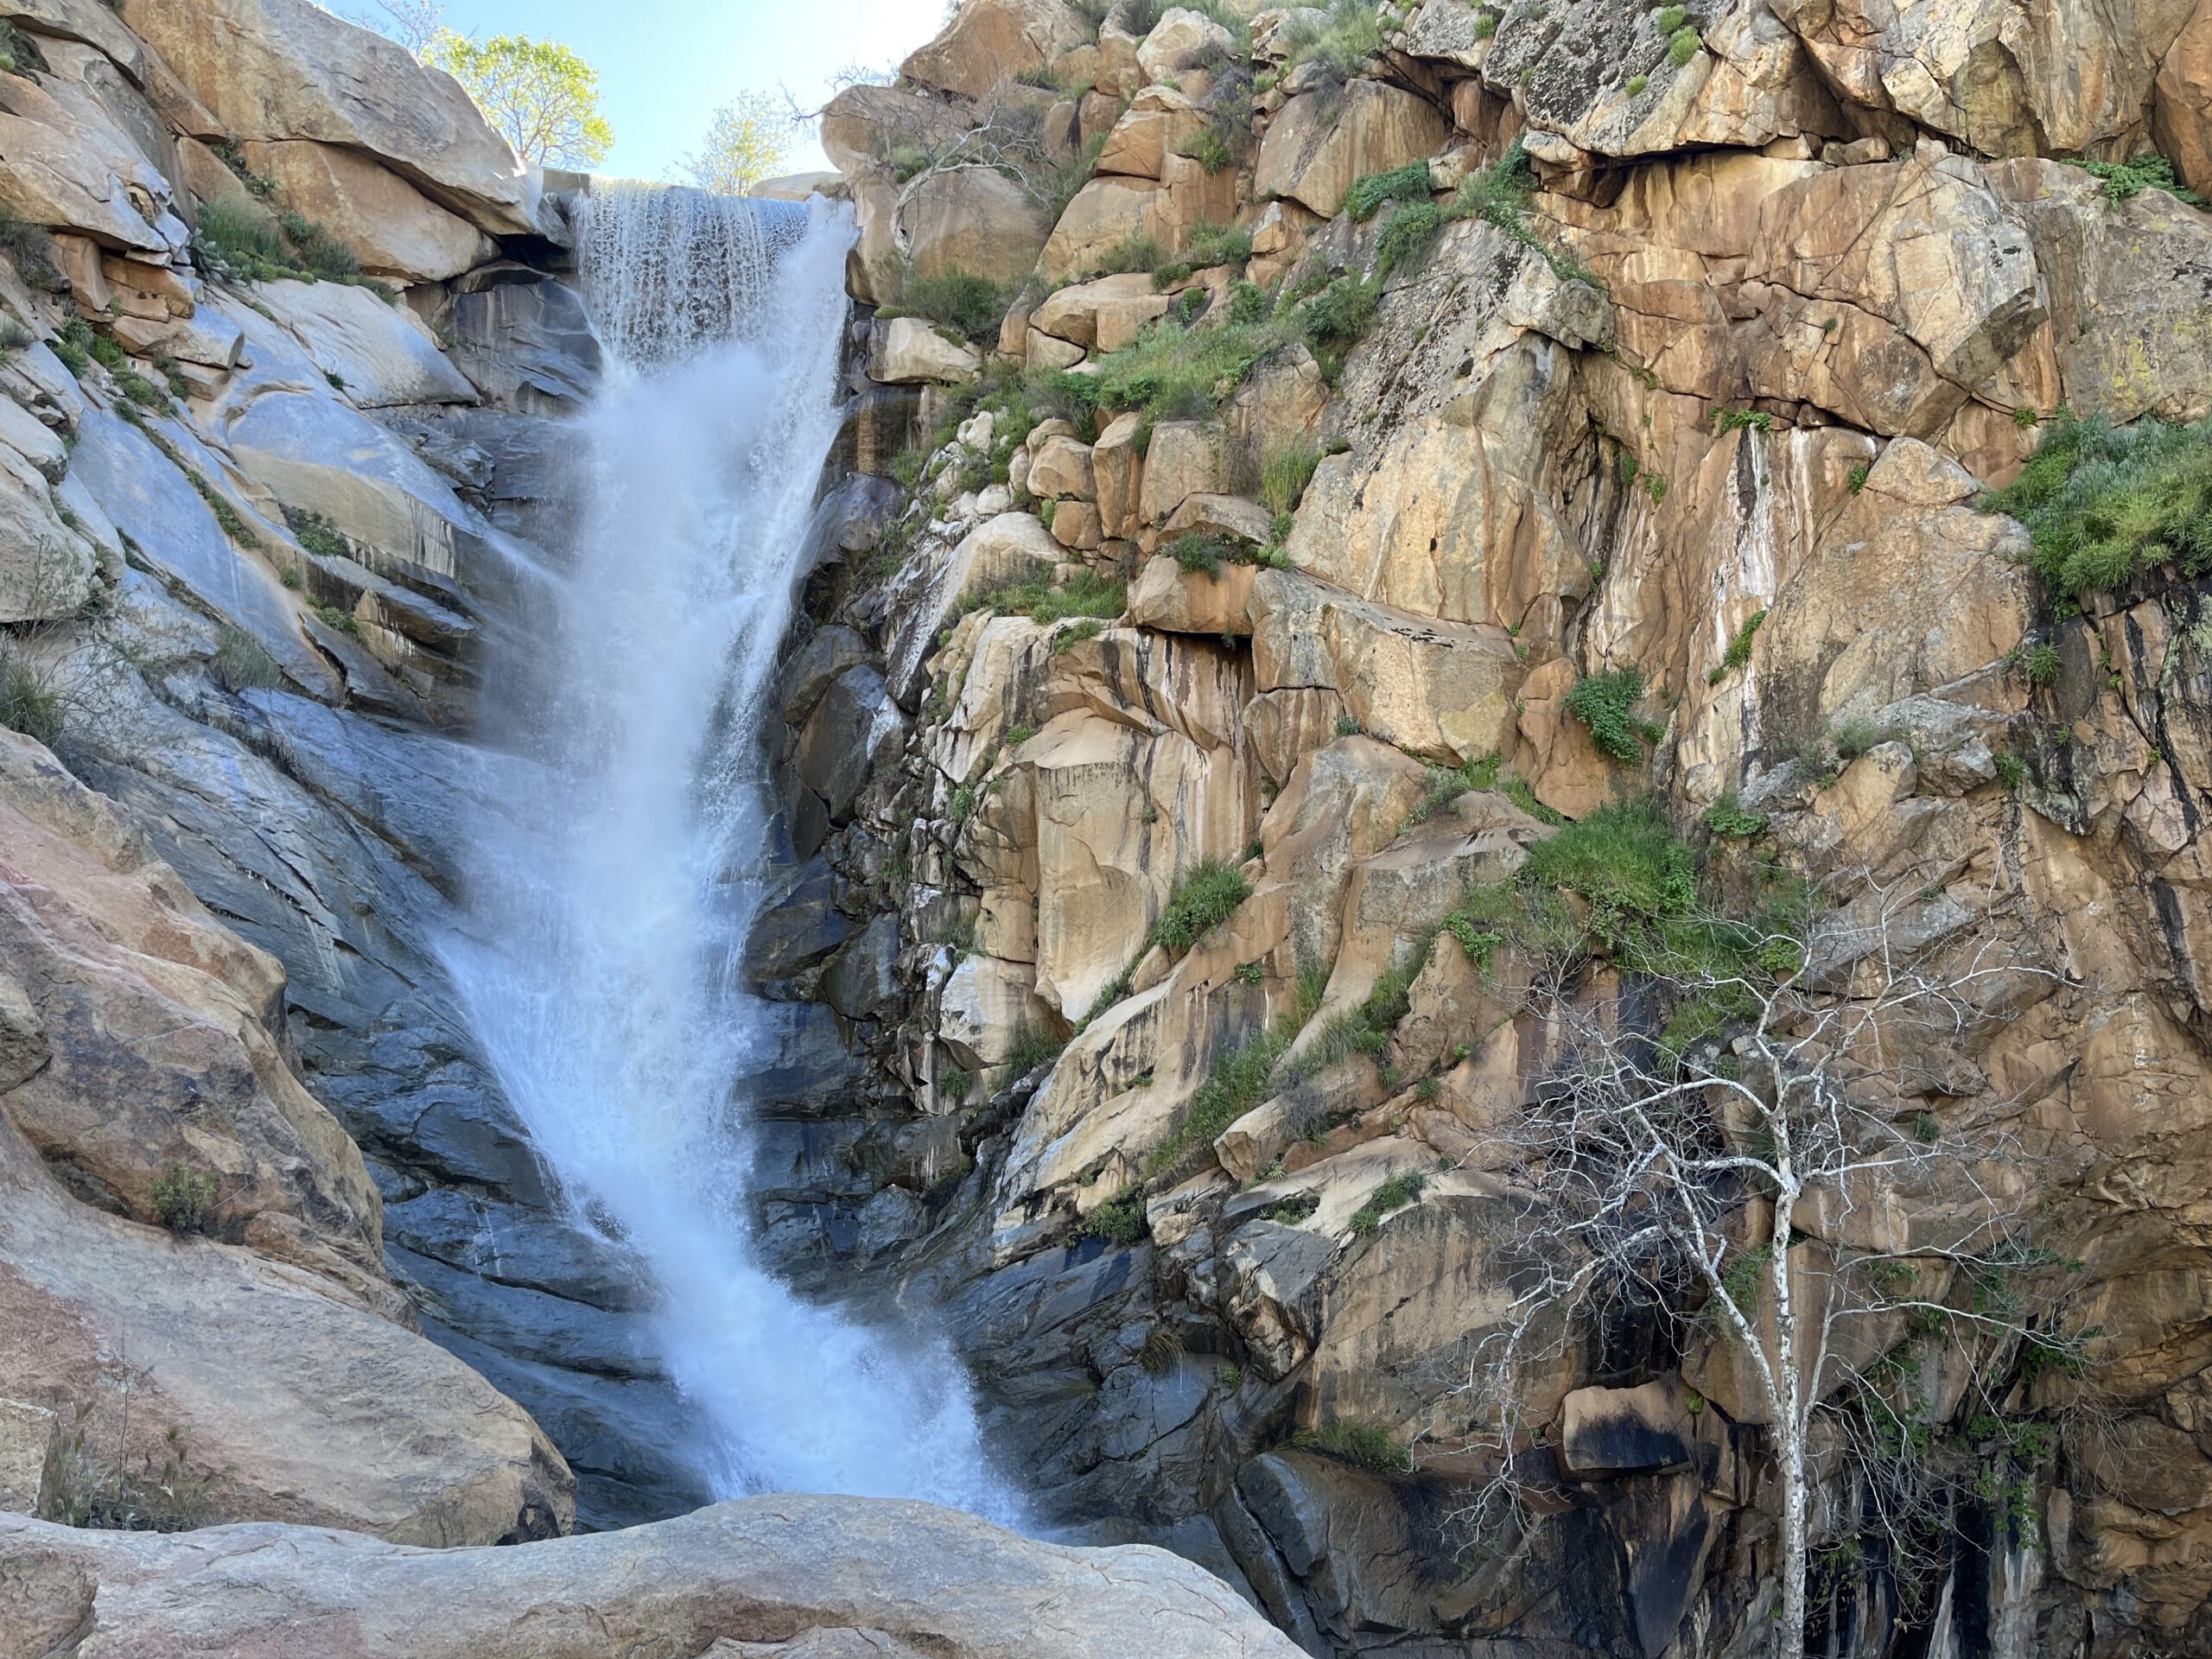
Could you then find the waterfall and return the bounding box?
[441,181,1010,1517]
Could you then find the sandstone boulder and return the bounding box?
[898,166,1055,287]
[121,0,537,235]
[1137,9,1235,85]
[1250,569,1522,765]
[1255,80,1449,219]
[868,315,982,386]
[901,0,1096,101]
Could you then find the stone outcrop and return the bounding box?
[0,1495,1306,1658]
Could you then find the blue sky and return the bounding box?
[408,1,948,181]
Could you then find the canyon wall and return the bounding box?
[766,2,2212,1655]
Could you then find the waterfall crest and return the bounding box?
[442,182,1009,1516]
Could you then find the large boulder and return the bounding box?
[898,165,1055,287]
[1255,80,1450,219]
[251,278,480,408]
[0,54,175,251]
[119,0,536,235]
[238,141,494,283]
[901,0,1097,101]
[0,1494,1304,1658]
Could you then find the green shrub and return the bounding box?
[1714,407,1775,435]
[1004,1027,1065,1077]
[1292,1420,1410,1472]
[1625,73,1649,94]
[1177,124,1236,174]
[1655,3,1688,28]
[283,506,349,561]
[1702,791,1768,840]
[1346,162,1432,223]
[1847,461,1871,493]
[1073,1185,1149,1246]
[1145,964,1325,1175]
[1565,668,1666,763]
[1152,221,1253,289]
[151,1161,219,1234]
[1167,531,1233,576]
[1374,199,1444,280]
[1278,0,1382,81]
[1152,860,1252,955]
[880,267,1007,341]
[1347,1170,1426,1234]
[1090,232,1166,278]
[1993,751,2029,790]
[279,211,359,280]
[1227,279,1269,324]
[316,602,360,636]
[2063,152,2206,207]
[1669,24,1700,64]
[1982,413,2212,601]
[49,315,91,376]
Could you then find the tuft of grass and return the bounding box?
[1145,964,1327,1176]
[211,626,283,694]
[1277,0,1382,81]
[1625,73,1649,94]
[1347,1169,1426,1234]
[0,212,69,293]
[1655,3,1688,27]
[1151,220,1253,289]
[1993,751,2030,791]
[1152,860,1252,956]
[316,602,360,636]
[0,663,60,745]
[1669,25,1700,64]
[1004,1027,1065,1077]
[1982,412,2212,601]
[965,569,1126,626]
[1293,1419,1410,1473]
[151,1161,219,1234]
[1706,608,1767,684]
[1847,461,1871,493]
[1259,441,1320,517]
[2012,641,2063,687]
[1566,668,1667,764]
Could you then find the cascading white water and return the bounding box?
[442,181,1010,1516]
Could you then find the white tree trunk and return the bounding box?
[1774,1428,1809,1659]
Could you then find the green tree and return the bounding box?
[427,32,613,169]
[681,92,800,196]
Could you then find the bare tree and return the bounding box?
[1452,876,2086,1658]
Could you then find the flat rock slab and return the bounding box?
[0,1494,1308,1659]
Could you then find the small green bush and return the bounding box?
[151,1161,219,1234]
[0,213,68,293]
[1993,751,2030,790]
[316,602,360,636]
[1090,232,1167,278]
[1073,1185,1149,1246]
[1669,25,1700,64]
[1847,461,1871,493]
[967,569,1126,626]
[1152,860,1252,955]
[1259,441,1320,517]
[1655,3,1688,28]
[1347,1170,1426,1234]
[1167,531,1234,577]
[880,267,1006,341]
[1625,73,1649,94]
[1346,162,1432,223]
[1176,124,1236,174]
[1702,791,1768,840]
[2063,152,2206,207]
[1566,668,1666,764]
[1277,0,1382,81]
[1004,1027,1065,1077]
